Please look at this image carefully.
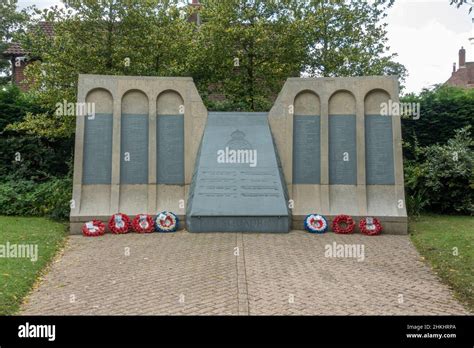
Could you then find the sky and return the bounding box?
[16,0,474,94]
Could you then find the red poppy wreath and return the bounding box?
[359,217,382,236]
[108,213,131,234]
[132,214,155,233]
[82,220,106,237]
[332,214,355,234]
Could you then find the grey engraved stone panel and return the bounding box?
[329,115,357,185]
[365,115,395,184]
[187,112,289,232]
[82,113,113,184]
[157,115,184,184]
[120,114,148,184]
[293,115,320,184]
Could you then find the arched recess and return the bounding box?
[294,90,320,116]
[121,90,149,184]
[83,88,113,184]
[156,90,185,184]
[293,90,321,184]
[364,89,395,185]
[328,90,357,185]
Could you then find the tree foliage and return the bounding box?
[10,0,405,132]
[0,0,28,85]
[404,126,473,215]
[401,85,474,160]
[192,0,406,110]
[0,85,72,182]
[450,0,473,13]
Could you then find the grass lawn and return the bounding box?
[410,215,473,312]
[0,216,67,315]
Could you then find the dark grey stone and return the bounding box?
[82,113,113,184]
[293,115,321,184]
[157,115,184,184]
[187,112,289,233]
[329,115,357,184]
[365,115,395,184]
[120,113,149,184]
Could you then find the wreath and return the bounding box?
[332,214,355,234]
[304,214,328,233]
[132,214,155,233]
[108,213,131,234]
[155,211,178,232]
[359,217,382,236]
[82,220,106,237]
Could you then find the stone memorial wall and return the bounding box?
[70,75,207,233]
[268,76,407,234]
[71,75,407,234]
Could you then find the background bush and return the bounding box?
[401,86,474,160]
[0,176,72,220]
[0,86,72,220]
[404,127,473,215]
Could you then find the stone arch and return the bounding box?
[364,89,391,115]
[156,90,185,184]
[85,88,113,113]
[83,88,114,185]
[292,90,321,184]
[122,89,149,114]
[364,89,395,185]
[294,90,320,115]
[120,89,149,185]
[328,90,356,115]
[328,90,357,185]
[157,90,184,115]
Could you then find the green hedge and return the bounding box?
[0,176,72,220]
[404,127,473,215]
[401,86,474,160]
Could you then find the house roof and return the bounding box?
[446,62,474,88]
[2,21,54,57]
[3,42,25,56]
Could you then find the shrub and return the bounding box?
[0,176,72,220]
[0,85,73,182]
[401,86,474,160]
[405,126,473,215]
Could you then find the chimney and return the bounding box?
[453,62,456,74]
[459,46,466,68]
[188,0,201,25]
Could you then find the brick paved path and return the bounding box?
[21,231,468,315]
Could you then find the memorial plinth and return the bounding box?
[187,112,290,232]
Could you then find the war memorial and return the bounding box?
[71,74,407,235]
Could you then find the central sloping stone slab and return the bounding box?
[187,112,290,232]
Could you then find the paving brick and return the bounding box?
[20,231,469,315]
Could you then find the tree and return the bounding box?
[299,0,406,82]
[12,0,195,138]
[0,0,28,86]
[192,0,406,111]
[450,0,473,13]
[401,85,474,160]
[191,0,306,111]
[11,0,407,135]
